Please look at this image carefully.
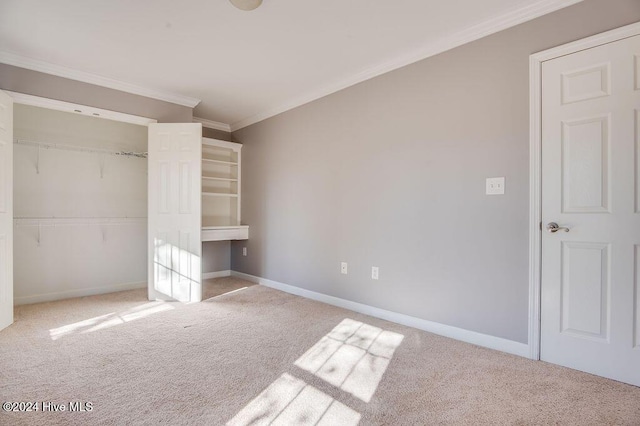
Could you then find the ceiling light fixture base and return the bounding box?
[229,0,262,11]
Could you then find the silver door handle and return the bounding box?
[547,222,570,233]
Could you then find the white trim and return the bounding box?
[230,0,583,131]
[0,51,201,108]
[528,53,543,361]
[194,117,231,133]
[6,91,157,126]
[202,270,231,280]
[231,271,529,358]
[528,21,640,360]
[14,281,146,305]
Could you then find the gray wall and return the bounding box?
[203,241,231,273]
[203,126,232,142]
[231,0,640,344]
[1,64,231,273]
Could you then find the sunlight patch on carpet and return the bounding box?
[205,287,249,300]
[226,373,360,426]
[295,318,404,402]
[49,301,175,340]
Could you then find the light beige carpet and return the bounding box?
[0,277,639,425]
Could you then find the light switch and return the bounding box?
[486,177,505,195]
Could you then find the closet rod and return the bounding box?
[14,139,148,158]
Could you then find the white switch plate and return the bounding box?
[341,262,348,275]
[371,266,379,280]
[486,177,505,195]
[242,247,247,256]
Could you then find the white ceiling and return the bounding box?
[0,0,580,130]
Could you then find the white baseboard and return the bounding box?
[231,271,530,358]
[14,281,147,305]
[202,270,231,280]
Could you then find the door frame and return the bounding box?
[528,21,640,360]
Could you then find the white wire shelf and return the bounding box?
[14,139,148,158]
[14,217,147,227]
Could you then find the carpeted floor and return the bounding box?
[0,276,639,425]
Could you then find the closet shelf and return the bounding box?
[202,176,238,182]
[202,225,249,230]
[202,158,238,166]
[14,217,146,227]
[202,192,238,198]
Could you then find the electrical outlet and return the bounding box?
[341,262,348,275]
[371,266,379,280]
[242,247,247,256]
[486,177,505,195]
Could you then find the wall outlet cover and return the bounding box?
[371,266,379,280]
[486,177,505,195]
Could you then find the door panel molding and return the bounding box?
[561,114,611,213]
[560,241,610,341]
[529,21,640,361]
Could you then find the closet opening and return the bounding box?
[11,92,155,305]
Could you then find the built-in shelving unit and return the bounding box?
[201,138,248,242]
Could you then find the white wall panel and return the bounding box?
[0,235,7,304]
[635,245,640,349]
[636,110,640,213]
[0,141,6,214]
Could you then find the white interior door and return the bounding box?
[541,35,640,386]
[0,91,13,331]
[148,123,202,302]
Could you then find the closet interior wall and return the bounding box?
[13,104,148,304]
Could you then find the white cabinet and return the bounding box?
[201,138,248,241]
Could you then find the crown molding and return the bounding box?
[230,0,583,131]
[193,117,231,132]
[0,51,201,108]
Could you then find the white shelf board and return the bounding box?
[202,158,238,166]
[202,225,249,230]
[202,176,238,182]
[202,192,238,198]
[201,225,249,242]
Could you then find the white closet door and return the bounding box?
[148,123,202,302]
[0,91,13,331]
[541,35,640,386]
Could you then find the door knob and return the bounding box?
[547,222,570,233]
